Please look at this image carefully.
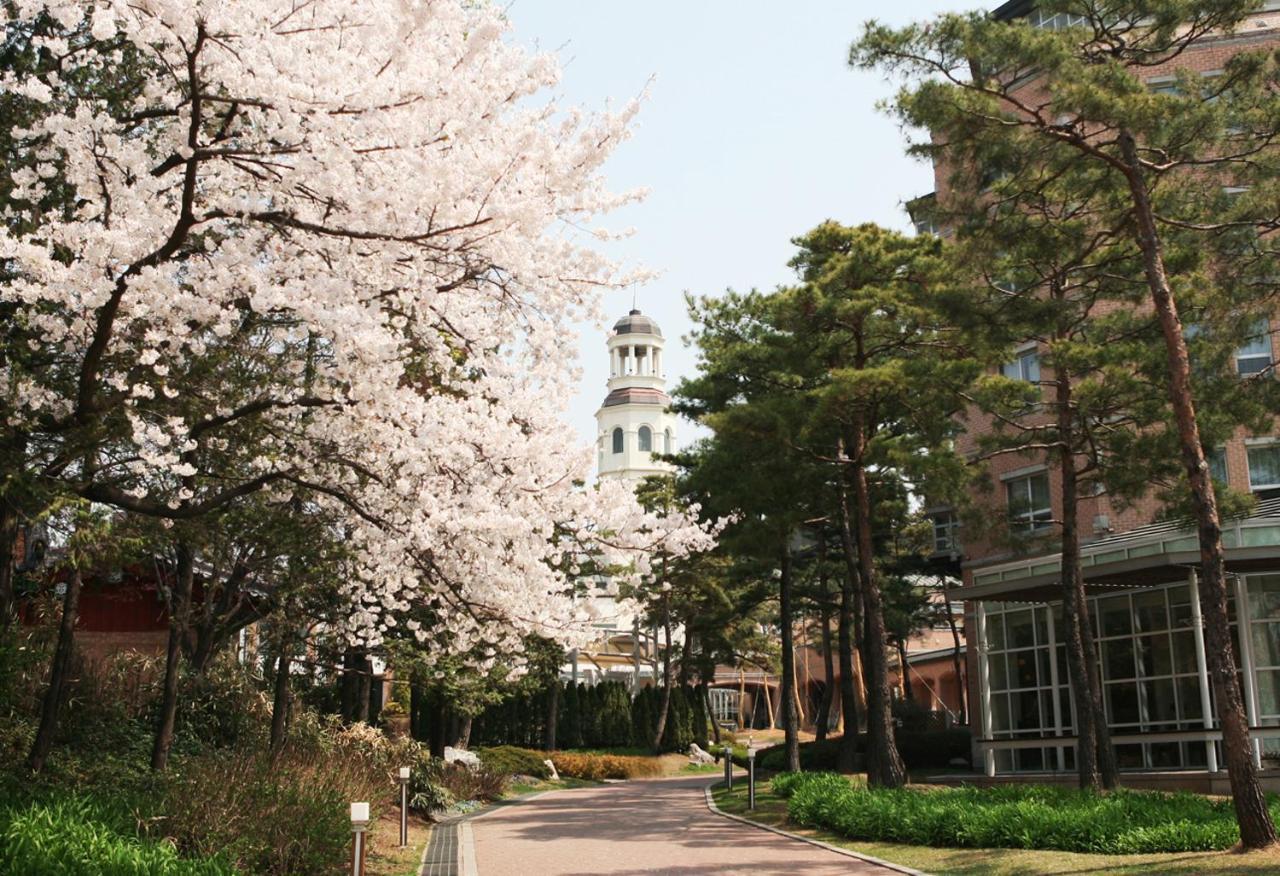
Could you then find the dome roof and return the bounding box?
[613,309,662,338]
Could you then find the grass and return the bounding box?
[772,771,1273,854]
[712,781,1280,875]
[365,810,431,876]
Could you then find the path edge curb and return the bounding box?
[702,783,931,876]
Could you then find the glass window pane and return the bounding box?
[1104,638,1135,680]
[1011,651,1038,688]
[987,613,1006,650]
[989,653,1009,692]
[1249,575,1280,621]
[1133,589,1169,633]
[1248,445,1280,490]
[1142,679,1179,723]
[1015,690,1041,730]
[1253,622,1280,669]
[1007,610,1036,649]
[1257,669,1280,718]
[638,426,652,452]
[1171,630,1198,674]
[1030,473,1050,508]
[1136,634,1173,677]
[992,693,1011,732]
[1107,683,1141,724]
[1100,595,1133,637]
[1177,676,1204,722]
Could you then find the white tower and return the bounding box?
[596,309,679,481]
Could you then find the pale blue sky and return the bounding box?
[504,1,968,447]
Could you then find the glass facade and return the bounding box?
[980,574,1280,772]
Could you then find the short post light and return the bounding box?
[397,766,411,848]
[350,802,370,876]
[723,743,733,791]
[747,745,757,811]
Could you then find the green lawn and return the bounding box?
[712,782,1280,875]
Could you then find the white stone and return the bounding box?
[444,746,480,769]
[544,759,560,781]
[687,743,715,765]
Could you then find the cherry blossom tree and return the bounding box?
[2,0,717,768]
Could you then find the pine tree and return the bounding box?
[856,1,1280,843]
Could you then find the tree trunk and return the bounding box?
[0,502,18,629]
[836,496,863,773]
[544,680,559,751]
[28,569,82,772]
[355,654,372,724]
[815,596,836,742]
[269,629,292,759]
[1119,130,1276,848]
[459,715,473,749]
[779,542,801,772]
[704,685,721,745]
[152,543,194,772]
[941,584,967,726]
[848,424,906,789]
[1053,360,1117,790]
[651,593,674,752]
[896,639,914,703]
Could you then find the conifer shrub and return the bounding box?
[771,772,1274,854]
[549,751,664,780]
[476,745,552,779]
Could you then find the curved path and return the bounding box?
[467,774,906,875]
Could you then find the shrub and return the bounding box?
[477,745,551,779]
[550,752,663,780]
[751,729,969,773]
[774,772,1270,855]
[1,795,232,876]
[160,743,393,876]
[417,759,506,804]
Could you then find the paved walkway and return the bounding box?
[468,775,903,875]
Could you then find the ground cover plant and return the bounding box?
[0,795,233,876]
[771,772,1280,854]
[549,751,665,781]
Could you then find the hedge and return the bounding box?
[746,729,970,773]
[772,772,1277,854]
[476,745,552,780]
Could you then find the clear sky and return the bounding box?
[504,1,969,449]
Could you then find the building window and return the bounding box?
[638,426,652,453]
[1247,444,1280,498]
[664,428,673,454]
[931,511,959,555]
[1007,472,1052,533]
[612,427,624,455]
[1208,447,1228,485]
[1236,321,1273,376]
[1029,9,1087,29]
[1002,348,1041,383]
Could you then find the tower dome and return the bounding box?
[595,308,678,481]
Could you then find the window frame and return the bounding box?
[611,427,624,455]
[1006,470,1053,534]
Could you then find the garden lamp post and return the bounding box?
[747,746,756,811]
[398,766,410,847]
[723,743,733,791]
[350,802,369,876]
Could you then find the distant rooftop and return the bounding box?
[613,309,662,338]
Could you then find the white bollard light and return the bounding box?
[397,767,411,847]
[350,801,370,876]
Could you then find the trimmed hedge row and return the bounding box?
[745,729,970,772]
[477,745,663,781]
[772,772,1274,854]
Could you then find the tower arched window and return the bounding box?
[612,427,624,454]
[638,426,653,452]
[664,428,673,454]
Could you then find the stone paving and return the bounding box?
[468,774,905,875]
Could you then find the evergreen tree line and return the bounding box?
[468,681,710,753]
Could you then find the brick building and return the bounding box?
[922,0,1280,785]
